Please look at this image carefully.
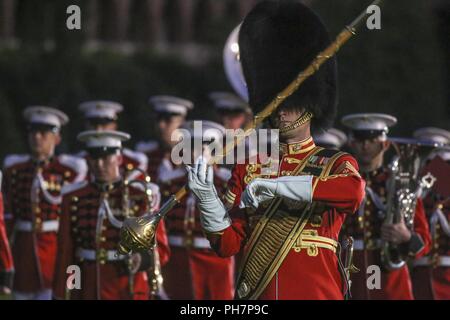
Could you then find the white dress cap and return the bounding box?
[313,128,347,149]
[149,95,194,116]
[341,113,397,132]
[77,130,130,149]
[78,100,124,120]
[209,91,249,112]
[413,127,450,145]
[23,106,69,128]
[181,120,226,142]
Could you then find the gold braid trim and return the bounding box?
[236,149,345,300]
[279,111,314,134]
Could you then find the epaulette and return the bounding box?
[58,154,88,175]
[123,148,148,169]
[3,154,30,169]
[61,180,89,196]
[135,140,159,153]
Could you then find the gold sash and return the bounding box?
[235,147,345,300]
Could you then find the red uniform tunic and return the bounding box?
[53,179,170,300]
[0,173,14,288]
[158,159,235,300]
[78,148,148,181]
[207,137,365,300]
[341,167,431,300]
[427,199,450,300]
[411,155,450,300]
[2,154,87,293]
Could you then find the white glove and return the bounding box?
[147,182,161,212]
[187,157,231,232]
[240,176,313,210]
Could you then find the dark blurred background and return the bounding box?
[0,0,448,160]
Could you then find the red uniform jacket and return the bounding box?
[341,167,431,300]
[53,179,170,300]
[207,138,365,300]
[158,160,235,300]
[0,178,14,288]
[411,155,450,300]
[2,154,87,293]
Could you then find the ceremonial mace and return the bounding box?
[117,0,383,255]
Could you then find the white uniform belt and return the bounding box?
[16,219,59,232]
[353,239,382,251]
[414,256,450,267]
[168,235,211,249]
[76,248,125,261]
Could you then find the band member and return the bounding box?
[313,128,347,150]
[0,171,14,296]
[53,130,170,300]
[340,113,431,300]
[78,100,148,180]
[187,1,365,300]
[209,91,251,130]
[161,120,235,300]
[411,127,450,300]
[136,96,193,181]
[2,106,87,300]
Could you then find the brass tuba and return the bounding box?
[381,138,438,270]
[223,24,248,102]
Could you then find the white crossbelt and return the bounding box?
[414,256,450,267]
[15,219,59,232]
[353,239,382,251]
[168,235,211,249]
[76,248,125,261]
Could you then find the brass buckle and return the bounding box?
[97,248,107,264]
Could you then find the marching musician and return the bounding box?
[187,1,366,300]
[209,92,250,130]
[313,128,348,150]
[161,120,235,300]
[340,113,431,299]
[78,100,148,181]
[2,106,87,299]
[411,127,450,300]
[53,130,169,300]
[0,170,14,296]
[136,96,193,182]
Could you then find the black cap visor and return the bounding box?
[87,146,121,159]
[27,122,59,134]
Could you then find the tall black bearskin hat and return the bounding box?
[239,0,337,130]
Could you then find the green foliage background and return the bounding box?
[0,0,448,162]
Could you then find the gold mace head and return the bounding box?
[117,214,160,255]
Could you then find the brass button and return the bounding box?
[64,171,71,178]
[71,216,77,222]
[35,217,42,223]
